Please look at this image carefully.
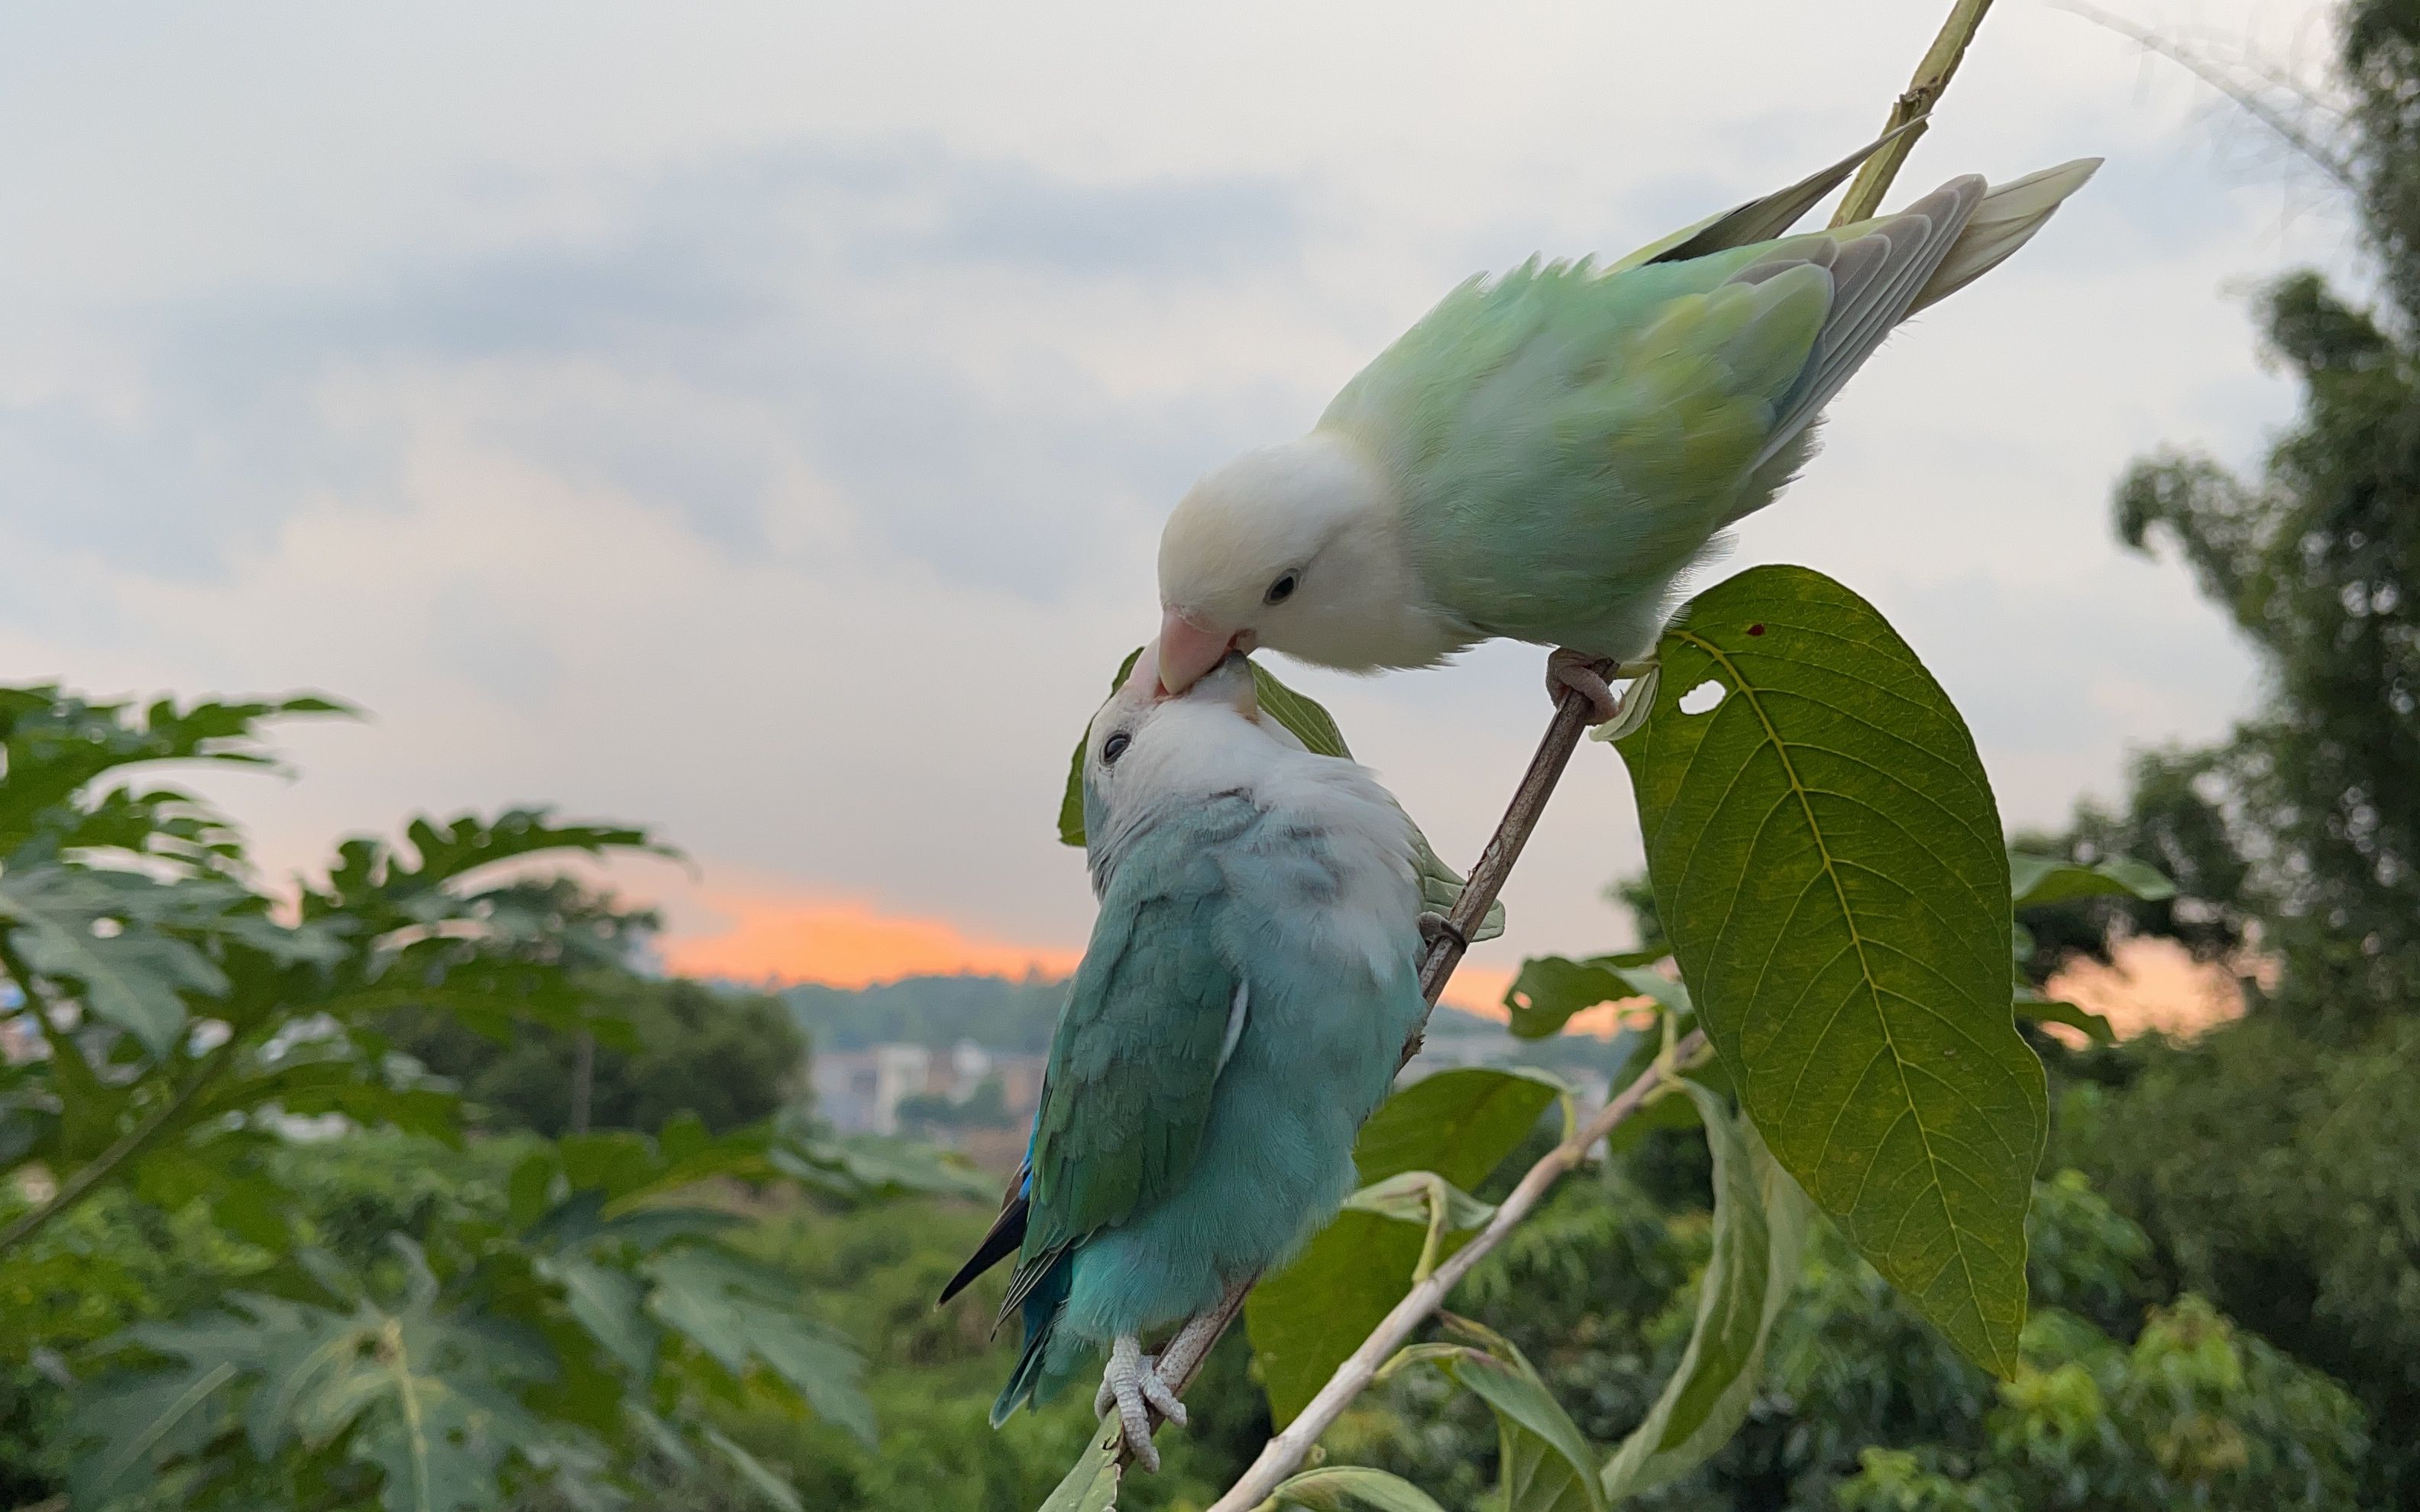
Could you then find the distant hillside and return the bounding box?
[780,973,1633,1075]
[781,974,1066,1054]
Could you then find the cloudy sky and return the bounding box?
[0,0,2356,1007]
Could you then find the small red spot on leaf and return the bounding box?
[1746,623,1766,637]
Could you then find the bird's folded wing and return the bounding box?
[1000,857,1242,1317]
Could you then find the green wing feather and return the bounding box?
[1001,840,1241,1314]
[1316,160,2088,660]
[1322,247,1833,654]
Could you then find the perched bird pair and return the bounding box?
[942,129,2101,1469]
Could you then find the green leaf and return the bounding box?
[1615,565,2045,1376]
[644,1245,874,1445]
[1503,956,1688,1040]
[704,1426,805,1512]
[1037,1417,1123,1512]
[66,1359,242,1507]
[1055,652,1503,939]
[1429,1324,1605,1512]
[73,1245,557,1512]
[1599,1084,1811,1500]
[548,1258,662,1378]
[2007,851,2176,909]
[774,1129,995,1202]
[1056,649,1147,847]
[0,687,348,858]
[1249,1068,1562,1425]
[0,864,228,1055]
[1255,1465,1450,1512]
[1350,1067,1568,1190]
[2013,997,2118,1045]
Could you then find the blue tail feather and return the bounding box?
[988,1252,1072,1427]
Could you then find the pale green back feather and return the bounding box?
[1320,157,2098,661]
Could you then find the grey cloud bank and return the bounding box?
[0,0,2334,974]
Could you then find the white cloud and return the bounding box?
[0,0,2347,974]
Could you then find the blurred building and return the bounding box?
[810,1039,1045,1165]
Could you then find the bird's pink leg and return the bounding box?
[1547,648,1622,723]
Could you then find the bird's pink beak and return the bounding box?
[1157,608,1237,696]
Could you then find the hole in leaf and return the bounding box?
[1678,679,1727,716]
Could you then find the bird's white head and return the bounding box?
[1154,431,1428,694]
[1080,644,1279,858]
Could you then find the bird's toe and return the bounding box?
[1547,649,1622,723]
[1101,1336,1170,1472]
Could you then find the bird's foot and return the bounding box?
[1419,912,1468,952]
[1547,648,1622,724]
[1095,1334,1186,1472]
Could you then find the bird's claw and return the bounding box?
[1096,1336,1186,1472]
[1548,648,1622,724]
[1419,911,1467,951]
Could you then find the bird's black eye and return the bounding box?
[1102,732,1132,766]
[1265,571,1299,606]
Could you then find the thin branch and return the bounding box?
[1137,680,1600,1432]
[1140,0,1991,1489]
[1833,0,1996,226]
[2055,1,2357,192]
[1203,1030,1707,1512]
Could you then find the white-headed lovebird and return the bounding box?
[1153,133,2100,719]
[938,648,1430,1469]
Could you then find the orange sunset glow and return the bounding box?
[662,884,1526,1009]
[662,890,1082,989]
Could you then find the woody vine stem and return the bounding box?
[1120,2,2001,1501]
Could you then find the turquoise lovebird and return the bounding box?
[938,647,1429,1470]
[1152,133,2101,719]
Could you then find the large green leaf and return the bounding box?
[1616,565,2044,1375]
[1056,652,1503,940]
[645,1245,874,1445]
[1600,1084,1810,1500]
[1247,1068,1563,1424]
[71,1240,555,1512]
[0,864,231,1055]
[1037,1417,1123,1512]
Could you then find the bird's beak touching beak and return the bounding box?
[1157,608,1238,695]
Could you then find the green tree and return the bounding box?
[0,683,979,1510]
[391,968,808,1138]
[2077,0,2420,1029]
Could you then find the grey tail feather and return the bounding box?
[1645,118,1926,267]
[1909,158,2103,314]
[1747,175,1988,472]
